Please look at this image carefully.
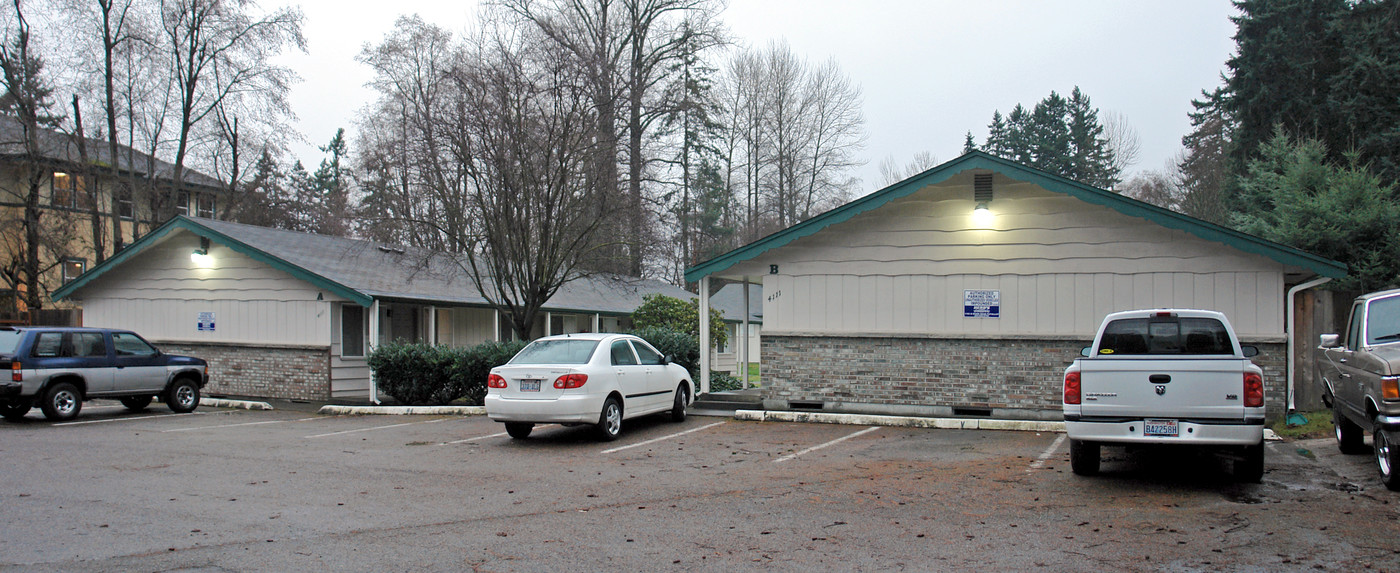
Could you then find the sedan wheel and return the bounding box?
[505,422,534,439]
[166,379,200,413]
[1376,426,1400,491]
[595,397,622,442]
[670,384,688,423]
[40,382,82,421]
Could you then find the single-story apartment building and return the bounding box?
[687,152,1346,420]
[53,216,697,402]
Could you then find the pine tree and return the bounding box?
[1066,87,1116,188]
[1177,88,1234,224]
[977,88,1120,187]
[962,131,977,155]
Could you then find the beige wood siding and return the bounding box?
[78,234,337,345]
[436,307,496,348]
[734,180,1287,338]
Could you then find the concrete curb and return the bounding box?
[201,398,274,410]
[317,405,486,416]
[734,409,1065,432]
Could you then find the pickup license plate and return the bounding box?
[1144,418,1178,437]
[520,379,541,392]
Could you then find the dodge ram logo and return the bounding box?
[1155,385,1166,396]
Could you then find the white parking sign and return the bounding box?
[964,290,1000,318]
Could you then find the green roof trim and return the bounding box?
[684,151,1348,283]
[52,216,374,307]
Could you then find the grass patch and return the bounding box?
[1270,410,1334,440]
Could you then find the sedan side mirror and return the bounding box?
[662,354,672,364]
[1319,334,1340,348]
[1241,345,1259,357]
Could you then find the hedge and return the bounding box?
[367,339,528,406]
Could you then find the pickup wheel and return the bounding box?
[120,396,153,412]
[1234,442,1265,483]
[165,379,200,413]
[40,382,82,421]
[1,401,31,421]
[1375,426,1400,491]
[1070,439,1100,476]
[1334,408,1368,454]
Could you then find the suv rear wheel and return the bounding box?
[40,382,82,421]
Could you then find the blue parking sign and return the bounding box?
[964,290,1000,318]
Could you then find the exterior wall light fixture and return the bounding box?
[190,237,211,264]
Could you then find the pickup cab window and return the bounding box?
[1365,296,1400,346]
[1098,317,1233,355]
[1347,302,1365,351]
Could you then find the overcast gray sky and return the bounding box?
[273,0,1238,191]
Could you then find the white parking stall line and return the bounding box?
[162,417,320,433]
[601,421,727,454]
[304,418,447,439]
[439,424,559,445]
[1028,434,1067,472]
[54,412,200,426]
[773,426,881,463]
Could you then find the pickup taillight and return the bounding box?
[1064,370,1081,405]
[10,361,19,382]
[1243,372,1264,407]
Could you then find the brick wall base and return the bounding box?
[160,342,332,402]
[761,335,1287,422]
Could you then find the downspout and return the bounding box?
[1287,277,1331,412]
[700,276,711,394]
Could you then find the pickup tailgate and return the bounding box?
[1078,357,1247,420]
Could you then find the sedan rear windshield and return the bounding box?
[509,339,600,365]
[1098,317,1234,355]
[0,329,19,354]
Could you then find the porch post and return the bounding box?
[699,276,711,394]
[493,308,501,341]
[368,299,381,404]
[545,312,552,336]
[428,306,437,346]
[741,277,751,388]
[592,313,600,333]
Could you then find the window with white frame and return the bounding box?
[61,258,85,283]
[342,305,365,357]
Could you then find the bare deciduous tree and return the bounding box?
[877,150,937,187]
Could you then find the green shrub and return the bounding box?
[368,339,528,406]
[456,340,528,405]
[631,294,728,349]
[367,341,464,406]
[709,371,742,392]
[629,325,699,378]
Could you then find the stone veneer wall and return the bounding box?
[760,335,1288,421]
[158,342,332,401]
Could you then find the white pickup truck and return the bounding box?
[1063,309,1267,482]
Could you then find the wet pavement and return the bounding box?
[0,404,1396,571]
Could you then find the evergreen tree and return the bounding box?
[310,129,351,237]
[1177,88,1234,224]
[1233,131,1400,291]
[962,131,977,155]
[1327,0,1400,182]
[977,88,1120,187]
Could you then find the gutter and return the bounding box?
[1287,277,1332,412]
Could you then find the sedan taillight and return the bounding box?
[1243,372,1264,407]
[1063,370,1081,405]
[553,373,587,389]
[487,374,507,389]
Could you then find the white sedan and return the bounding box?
[484,333,694,441]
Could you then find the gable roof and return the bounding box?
[0,115,224,190]
[684,151,1347,283]
[53,216,696,314]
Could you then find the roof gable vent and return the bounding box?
[973,173,994,203]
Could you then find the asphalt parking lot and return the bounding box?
[1,403,1398,572]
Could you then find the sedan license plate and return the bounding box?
[1144,418,1178,437]
[520,379,541,392]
